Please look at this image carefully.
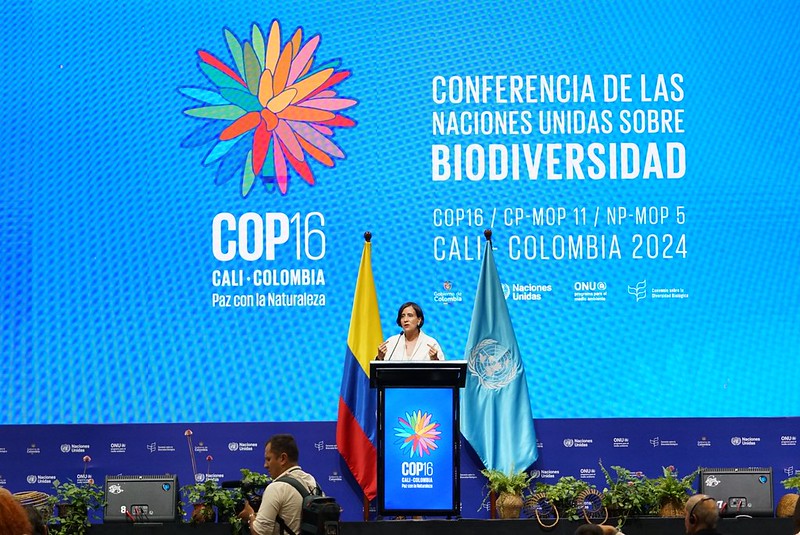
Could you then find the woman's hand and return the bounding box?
[376,341,387,360]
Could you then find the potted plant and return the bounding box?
[50,479,104,535]
[181,478,243,530]
[777,474,800,517]
[598,460,655,528]
[651,465,700,517]
[534,476,593,521]
[211,485,243,533]
[480,468,533,519]
[181,479,217,523]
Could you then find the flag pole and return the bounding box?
[363,229,372,522]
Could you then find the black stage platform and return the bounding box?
[86,517,794,535]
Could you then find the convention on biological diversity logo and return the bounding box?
[180,20,357,197]
[394,410,441,458]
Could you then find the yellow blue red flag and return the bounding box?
[336,235,382,500]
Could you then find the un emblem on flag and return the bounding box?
[468,338,517,390]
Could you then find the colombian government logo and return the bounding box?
[394,410,441,458]
[180,20,358,197]
[467,339,518,390]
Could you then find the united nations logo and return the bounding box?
[563,439,574,448]
[731,437,742,446]
[60,444,71,453]
[467,338,518,390]
[195,473,206,483]
[529,469,541,479]
[27,475,37,484]
[228,442,239,452]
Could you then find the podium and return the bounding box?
[369,360,467,517]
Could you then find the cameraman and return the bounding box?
[239,434,318,535]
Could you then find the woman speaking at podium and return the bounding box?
[375,302,446,361]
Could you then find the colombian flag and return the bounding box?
[336,236,382,500]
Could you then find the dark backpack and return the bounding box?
[275,476,341,535]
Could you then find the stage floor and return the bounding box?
[86,517,793,535]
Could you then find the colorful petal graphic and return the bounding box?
[393,410,442,458]
[181,19,357,197]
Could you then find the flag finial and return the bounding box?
[484,229,492,242]
[364,231,372,243]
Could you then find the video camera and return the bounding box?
[221,480,268,514]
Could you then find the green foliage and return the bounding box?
[598,460,656,527]
[49,479,105,535]
[180,479,243,532]
[481,468,532,495]
[478,468,532,511]
[782,475,800,492]
[240,468,271,488]
[651,465,700,506]
[534,476,593,521]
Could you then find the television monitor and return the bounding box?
[699,467,773,517]
[103,474,179,523]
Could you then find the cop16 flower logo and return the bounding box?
[181,20,357,197]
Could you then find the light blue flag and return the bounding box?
[460,236,538,473]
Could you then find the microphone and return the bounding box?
[387,332,403,361]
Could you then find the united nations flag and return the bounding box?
[460,232,538,473]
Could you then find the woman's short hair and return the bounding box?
[395,302,424,328]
